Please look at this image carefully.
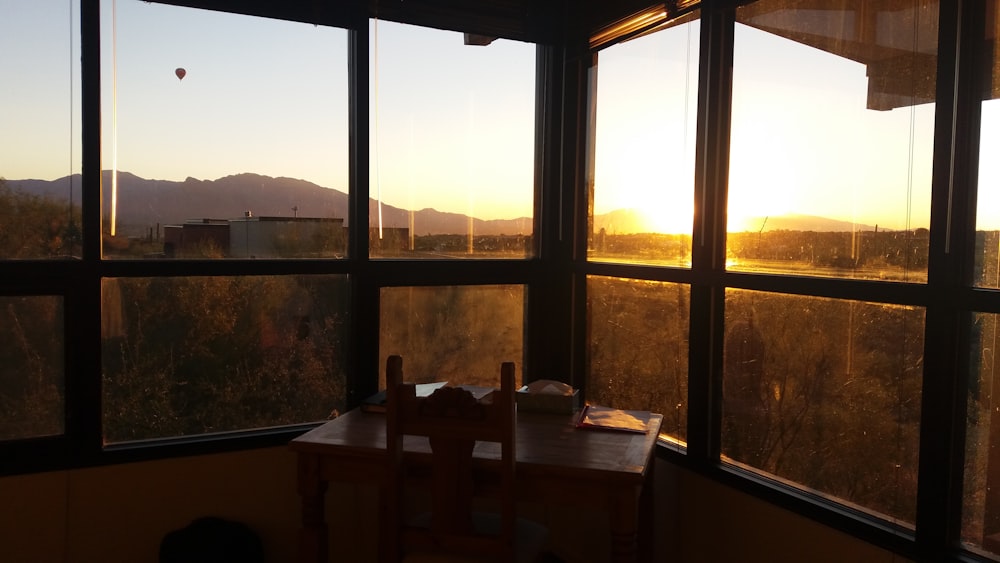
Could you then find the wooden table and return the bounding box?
[290,408,663,563]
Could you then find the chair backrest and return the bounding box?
[384,354,517,562]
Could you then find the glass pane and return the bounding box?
[974,1,1000,289]
[0,0,82,259]
[102,275,349,442]
[0,296,64,440]
[729,0,937,281]
[369,20,535,259]
[379,285,525,387]
[100,2,348,259]
[723,289,924,524]
[589,14,699,266]
[587,276,689,443]
[965,312,1000,552]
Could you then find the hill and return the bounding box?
[4,172,533,237]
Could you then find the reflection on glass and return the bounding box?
[0,0,82,260]
[723,289,924,524]
[0,296,64,440]
[368,20,535,259]
[974,1,1000,289]
[101,275,349,442]
[379,285,525,387]
[587,276,689,443]
[100,2,348,259]
[729,0,937,281]
[589,13,699,266]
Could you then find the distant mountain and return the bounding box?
[593,208,879,234]
[735,214,877,233]
[4,172,881,236]
[3,172,532,237]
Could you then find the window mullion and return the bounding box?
[687,3,734,464]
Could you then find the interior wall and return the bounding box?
[0,447,909,562]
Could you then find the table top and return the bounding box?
[291,408,664,484]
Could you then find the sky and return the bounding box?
[2,0,998,229]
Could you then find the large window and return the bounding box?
[100,1,348,259]
[368,20,535,259]
[729,0,937,281]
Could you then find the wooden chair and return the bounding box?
[383,355,548,563]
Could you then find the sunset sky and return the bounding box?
[2,0,998,230]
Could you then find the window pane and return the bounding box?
[589,14,699,266]
[1,0,82,260]
[0,296,64,440]
[369,20,535,259]
[587,276,689,443]
[974,0,1000,289]
[100,2,348,259]
[965,312,1000,552]
[102,275,349,442]
[729,0,937,281]
[379,285,525,387]
[723,289,923,524]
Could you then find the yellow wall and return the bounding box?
[0,448,909,563]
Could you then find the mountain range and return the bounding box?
[4,171,874,236]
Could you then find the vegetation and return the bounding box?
[0,178,81,259]
[102,275,350,441]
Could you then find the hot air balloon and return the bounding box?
[175,67,186,81]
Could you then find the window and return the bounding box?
[588,13,699,266]
[368,20,535,259]
[0,0,81,260]
[379,285,526,388]
[102,275,349,442]
[729,0,937,281]
[100,1,348,260]
[0,296,64,441]
[587,276,689,443]
[723,290,923,523]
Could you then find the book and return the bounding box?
[575,404,651,433]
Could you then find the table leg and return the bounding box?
[638,461,655,562]
[297,453,329,563]
[609,486,640,563]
